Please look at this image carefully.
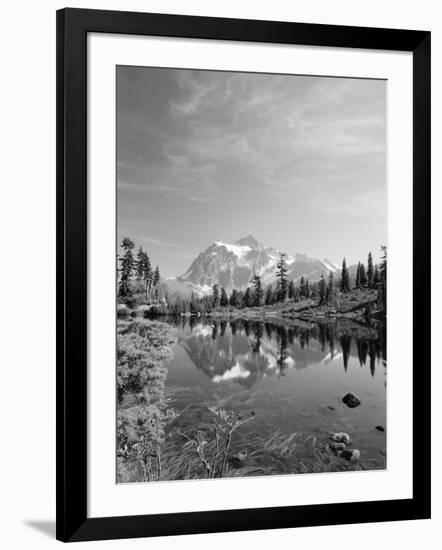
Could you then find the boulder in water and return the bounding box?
[342,392,361,408]
[340,449,360,463]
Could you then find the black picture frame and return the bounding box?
[56,7,431,543]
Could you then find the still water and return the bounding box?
[163,317,387,472]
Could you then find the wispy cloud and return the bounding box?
[117,66,386,275]
[169,72,216,116]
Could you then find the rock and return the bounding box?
[327,406,336,411]
[330,432,351,446]
[340,449,360,463]
[230,450,248,467]
[375,425,385,432]
[117,304,131,315]
[305,435,317,452]
[342,392,361,408]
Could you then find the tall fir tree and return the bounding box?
[275,252,288,302]
[326,271,335,304]
[153,265,160,287]
[118,238,135,297]
[243,287,253,308]
[318,273,326,304]
[380,246,387,284]
[220,287,229,308]
[340,257,350,292]
[359,263,367,287]
[299,276,306,298]
[252,275,263,306]
[379,246,387,312]
[265,285,273,306]
[236,290,244,309]
[212,284,220,309]
[135,246,144,292]
[288,280,295,301]
[355,262,361,289]
[373,265,380,286]
[141,251,152,298]
[229,288,239,307]
[367,252,374,288]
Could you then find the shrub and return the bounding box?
[117,319,176,481]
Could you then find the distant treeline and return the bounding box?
[117,238,387,315]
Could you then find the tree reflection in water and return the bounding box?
[171,317,386,388]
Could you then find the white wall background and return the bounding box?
[0,0,439,548]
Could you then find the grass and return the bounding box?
[118,403,373,483]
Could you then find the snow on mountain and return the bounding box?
[213,241,251,260]
[321,258,339,272]
[167,235,339,297]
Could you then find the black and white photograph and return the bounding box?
[0,0,436,546]
[116,66,387,483]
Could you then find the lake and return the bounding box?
[160,316,387,474]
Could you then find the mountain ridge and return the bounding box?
[164,235,341,299]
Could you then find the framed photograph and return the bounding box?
[56,8,431,542]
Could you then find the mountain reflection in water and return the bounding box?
[169,317,386,388]
[159,316,387,473]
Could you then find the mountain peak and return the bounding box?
[234,234,261,249]
[177,235,341,293]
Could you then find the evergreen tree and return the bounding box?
[140,251,152,298]
[265,285,273,306]
[380,246,387,284]
[304,278,310,299]
[135,246,144,292]
[243,287,253,308]
[236,290,244,309]
[373,265,380,286]
[310,282,318,300]
[355,262,361,289]
[212,284,220,309]
[367,252,374,288]
[326,271,335,304]
[229,288,239,307]
[359,263,367,287]
[275,252,288,302]
[379,246,387,312]
[252,275,263,306]
[340,258,350,293]
[118,238,135,297]
[288,280,295,301]
[299,276,306,299]
[189,293,199,315]
[153,265,160,287]
[318,274,326,304]
[220,287,229,308]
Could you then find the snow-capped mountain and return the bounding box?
[171,235,338,295]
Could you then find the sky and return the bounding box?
[117,66,386,278]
